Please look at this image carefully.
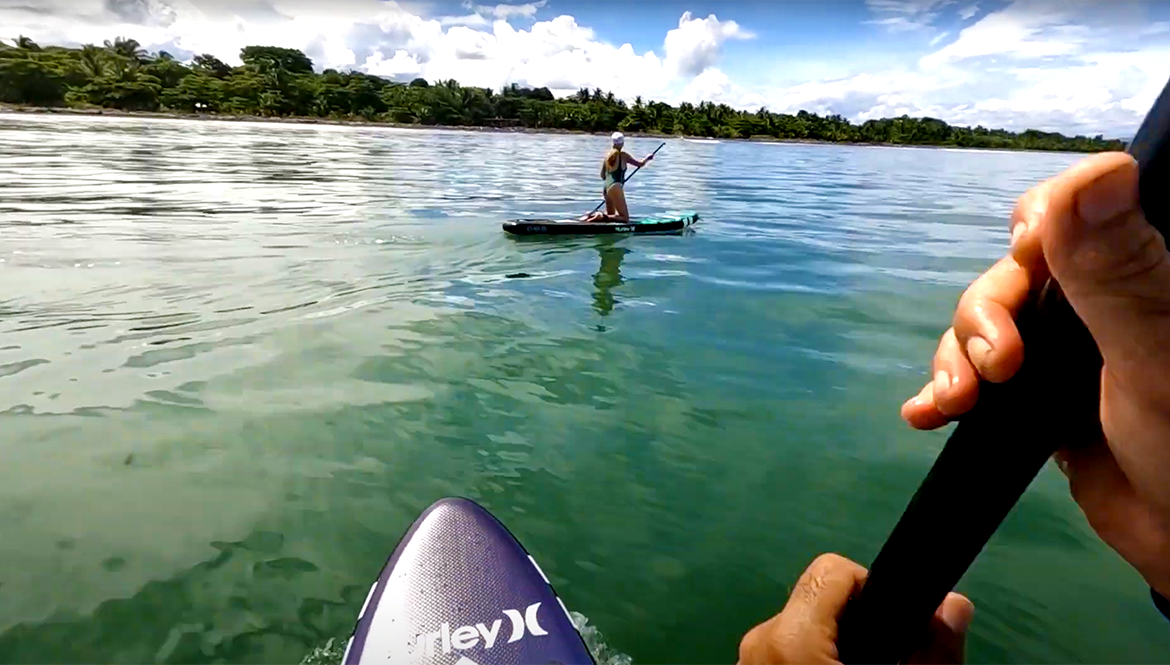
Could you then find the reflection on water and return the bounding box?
[0,113,1168,664]
[593,238,629,319]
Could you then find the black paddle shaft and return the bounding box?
[836,74,1170,665]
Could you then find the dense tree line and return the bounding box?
[0,36,1127,153]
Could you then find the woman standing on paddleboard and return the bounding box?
[581,132,655,222]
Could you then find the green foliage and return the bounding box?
[240,46,313,75]
[0,37,1128,153]
[0,39,73,105]
[104,37,146,63]
[193,53,232,79]
[160,73,223,112]
[15,36,41,51]
[142,56,191,89]
[68,73,162,111]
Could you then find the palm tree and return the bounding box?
[193,54,232,78]
[104,37,146,63]
[106,55,140,82]
[78,44,108,78]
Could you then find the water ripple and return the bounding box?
[0,113,1164,665]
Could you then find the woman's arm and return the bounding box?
[623,151,653,168]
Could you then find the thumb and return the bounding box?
[906,592,973,665]
[1039,152,1170,378]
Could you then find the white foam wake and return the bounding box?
[571,611,634,665]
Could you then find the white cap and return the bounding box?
[611,131,624,146]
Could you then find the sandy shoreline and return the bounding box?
[0,103,1088,154]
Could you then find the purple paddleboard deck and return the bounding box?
[342,497,596,665]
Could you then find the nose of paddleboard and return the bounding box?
[341,497,595,665]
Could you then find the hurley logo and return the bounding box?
[414,602,548,657]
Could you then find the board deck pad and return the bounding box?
[341,497,596,665]
[502,211,699,236]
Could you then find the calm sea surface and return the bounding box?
[1,114,1167,664]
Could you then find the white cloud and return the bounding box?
[864,0,954,31]
[363,48,422,78]
[966,47,1170,134]
[1142,21,1170,36]
[761,69,962,120]
[958,3,979,21]
[439,14,489,28]
[869,16,929,32]
[929,30,949,46]
[919,3,1082,70]
[358,13,678,97]
[865,0,954,15]
[106,0,180,27]
[663,11,754,78]
[471,0,546,20]
[750,1,1167,138]
[681,68,737,105]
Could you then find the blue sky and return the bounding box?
[2,0,1169,137]
[556,1,884,87]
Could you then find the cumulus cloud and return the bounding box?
[439,14,489,28]
[354,13,672,95]
[680,68,738,106]
[469,0,546,20]
[363,48,421,78]
[105,0,178,27]
[663,11,754,77]
[0,0,751,99]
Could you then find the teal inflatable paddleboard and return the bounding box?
[503,211,698,236]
